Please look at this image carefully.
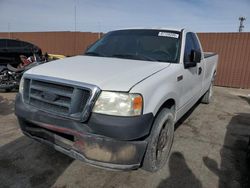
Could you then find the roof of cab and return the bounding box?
[112,27,184,32]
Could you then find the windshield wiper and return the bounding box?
[85,51,105,57]
[112,53,158,62]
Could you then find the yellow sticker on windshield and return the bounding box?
[158,32,179,38]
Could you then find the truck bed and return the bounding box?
[204,52,217,59]
[202,52,218,93]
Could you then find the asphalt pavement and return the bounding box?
[0,86,250,188]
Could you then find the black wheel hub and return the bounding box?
[157,129,168,151]
[156,122,170,160]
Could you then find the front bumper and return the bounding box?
[15,94,153,170]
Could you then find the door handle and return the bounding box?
[177,75,183,81]
[198,67,202,75]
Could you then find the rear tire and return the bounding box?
[142,108,175,172]
[201,83,213,104]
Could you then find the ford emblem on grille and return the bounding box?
[41,91,59,102]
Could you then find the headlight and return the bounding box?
[19,76,24,95]
[93,91,143,116]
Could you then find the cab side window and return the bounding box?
[184,33,195,62]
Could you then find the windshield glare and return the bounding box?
[85,29,181,63]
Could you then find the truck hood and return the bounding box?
[26,56,170,91]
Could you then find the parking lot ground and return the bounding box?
[0,86,250,188]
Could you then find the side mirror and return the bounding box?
[184,61,197,68]
[191,49,201,63]
[184,49,201,69]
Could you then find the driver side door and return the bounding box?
[179,32,201,109]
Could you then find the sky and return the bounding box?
[0,0,249,33]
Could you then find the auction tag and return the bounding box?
[158,32,179,38]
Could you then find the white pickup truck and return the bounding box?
[15,28,218,172]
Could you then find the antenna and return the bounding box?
[238,17,246,32]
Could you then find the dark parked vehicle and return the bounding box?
[0,60,45,92]
[0,38,42,67]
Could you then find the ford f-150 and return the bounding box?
[15,28,218,172]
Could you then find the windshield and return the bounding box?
[85,29,181,63]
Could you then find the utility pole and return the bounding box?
[74,0,77,55]
[8,22,11,38]
[98,21,101,39]
[238,17,246,32]
[74,1,76,32]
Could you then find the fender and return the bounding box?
[149,91,178,116]
[130,66,181,117]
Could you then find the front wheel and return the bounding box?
[142,108,175,172]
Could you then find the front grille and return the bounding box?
[23,77,97,121]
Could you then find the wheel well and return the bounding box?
[148,98,176,138]
[143,98,176,142]
[157,99,176,115]
[212,70,216,82]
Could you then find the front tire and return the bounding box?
[142,108,175,172]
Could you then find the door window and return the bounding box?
[191,33,201,53]
[184,33,195,62]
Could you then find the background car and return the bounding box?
[0,38,42,67]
